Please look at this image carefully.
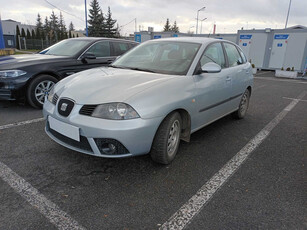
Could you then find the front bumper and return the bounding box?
[0,75,30,100]
[43,100,163,158]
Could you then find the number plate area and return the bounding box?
[48,116,80,142]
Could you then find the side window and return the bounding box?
[237,47,247,63]
[112,42,129,56]
[224,43,243,67]
[200,43,226,68]
[86,41,110,57]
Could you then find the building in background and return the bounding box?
[2,19,36,48]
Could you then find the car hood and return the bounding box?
[0,54,70,69]
[55,67,177,104]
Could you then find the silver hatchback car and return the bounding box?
[43,37,253,164]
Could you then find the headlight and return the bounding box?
[47,86,55,103]
[0,70,27,78]
[92,103,140,120]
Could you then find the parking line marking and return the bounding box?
[161,91,307,230]
[282,97,307,102]
[0,118,44,130]
[254,76,307,84]
[0,161,86,230]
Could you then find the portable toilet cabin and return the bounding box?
[238,26,307,72]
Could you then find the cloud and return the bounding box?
[1,0,306,35]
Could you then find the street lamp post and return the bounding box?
[196,6,206,34]
[285,0,292,28]
[200,18,207,34]
[85,0,88,36]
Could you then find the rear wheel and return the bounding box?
[150,112,182,164]
[27,75,57,109]
[233,89,250,119]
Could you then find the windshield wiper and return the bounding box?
[109,65,156,73]
[127,67,157,73]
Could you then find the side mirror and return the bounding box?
[201,62,222,73]
[81,52,96,63]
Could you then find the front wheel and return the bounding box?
[27,75,57,109]
[150,112,182,164]
[233,89,250,119]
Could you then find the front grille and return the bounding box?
[47,122,92,152]
[79,105,97,116]
[94,138,129,155]
[58,98,74,117]
[52,93,59,105]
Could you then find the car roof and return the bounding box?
[147,37,235,46]
[67,37,138,43]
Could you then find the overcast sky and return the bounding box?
[1,0,306,35]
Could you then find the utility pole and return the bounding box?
[85,0,88,36]
[285,0,292,28]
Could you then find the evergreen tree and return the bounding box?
[35,13,43,39]
[163,18,171,31]
[69,21,74,32]
[49,11,59,41]
[88,0,105,37]
[31,29,35,39]
[58,12,67,40]
[26,29,31,39]
[21,28,26,38]
[15,25,21,49]
[171,21,179,33]
[43,16,50,40]
[68,21,74,38]
[105,7,117,37]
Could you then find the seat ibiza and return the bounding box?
[43,37,253,164]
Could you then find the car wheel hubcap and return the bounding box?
[35,80,55,105]
[240,92,249,115]
[167,120,180,157]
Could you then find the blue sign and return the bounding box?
[274,34,289,39]
[135,34,141,43]
[240,35,252,39]
[173,34,178,37]
[154,35,162,39]
[243,43,247,46]
[277,43,283,47]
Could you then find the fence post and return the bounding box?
[41,38,43,50]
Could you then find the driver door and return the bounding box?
[192,42,233,130]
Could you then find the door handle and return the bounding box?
[107,59,113,64]
[226,76,231,81]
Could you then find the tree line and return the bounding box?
[15,0,119,49]
[163,18,179,33]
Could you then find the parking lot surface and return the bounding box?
[0,71,306,229]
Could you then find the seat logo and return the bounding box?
[60,103,68,111]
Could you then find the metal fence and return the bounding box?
[18,37,57,50]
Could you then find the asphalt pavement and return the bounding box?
[0,71,306,230]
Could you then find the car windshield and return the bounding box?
[39,39,92,56]
[111,41,201,75]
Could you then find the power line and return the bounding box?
[44,0,85,22]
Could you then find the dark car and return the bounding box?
[0,37,138,108]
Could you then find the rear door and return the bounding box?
[223,42,250,110]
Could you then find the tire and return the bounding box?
[232,89,250,119]
[27,75,57,109]
[150,112,182,164]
